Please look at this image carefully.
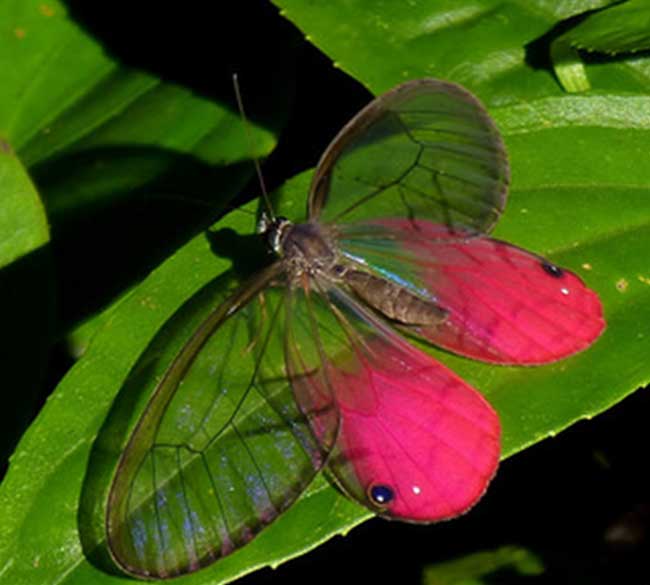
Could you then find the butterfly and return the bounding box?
[105,79,605,578]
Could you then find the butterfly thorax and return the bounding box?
[266,219,340,283]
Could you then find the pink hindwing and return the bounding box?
[324,334,500,520]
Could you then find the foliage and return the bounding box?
[1,1,649,584]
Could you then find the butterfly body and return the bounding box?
[267,215,448,329]
[271,219,339,281]
[104,79,604,579]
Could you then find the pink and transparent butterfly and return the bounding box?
[105,79,605,578]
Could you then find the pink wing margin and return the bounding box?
[335,338,500,521]
[371,219,605,365]
[295,315,501,522]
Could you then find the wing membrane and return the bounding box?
[107,266,342,578]
[338,219,605,364]
[299,286,500,520]
[309,79,509,234]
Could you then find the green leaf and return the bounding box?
[561,0,650,55]
[0,0,285,331]
[272,0,619,98]
[0,138,52,460]
[3,2,650,584]
[0,142,48,269]
[550,41,592,93]
[550,0,650,92]
[422,545,544,584]
[1,2,276,170]
[4,90,650,579]
[453,98,650,457]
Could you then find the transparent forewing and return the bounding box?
[106,266,341,579]
[308,79,509,234]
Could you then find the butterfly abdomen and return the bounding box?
[344,269,447,326]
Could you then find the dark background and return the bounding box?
[11,1,650,583]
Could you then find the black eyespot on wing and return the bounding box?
[541,261,564,278]
[368,484,395,507]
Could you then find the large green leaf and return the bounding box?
[2,1,650,584]
[273,0,624,98]
[0,199,370,585]
[3,96,649,582]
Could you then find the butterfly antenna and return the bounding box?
[232,73,275,221]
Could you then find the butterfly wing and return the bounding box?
[308,79,509,234]
[303,286,500,520]
[107,265,345,578]
[338,219,605,364]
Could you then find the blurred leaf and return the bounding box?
[422,545,544,585]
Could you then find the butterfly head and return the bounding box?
[258,213,293,256]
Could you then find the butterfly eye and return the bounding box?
[333,264,347,277]
[540,261,564,279]
[367,483,395,508]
